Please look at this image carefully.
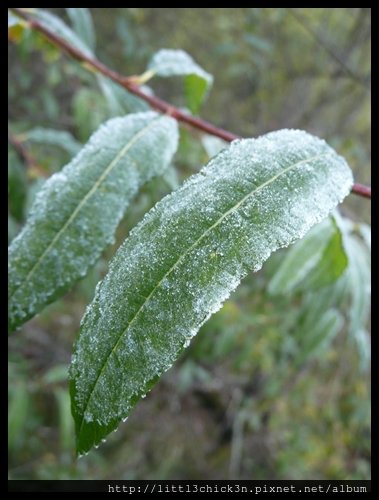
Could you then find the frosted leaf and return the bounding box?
[148,49,212,82]
[69,128,353,454]
[147,49,213,113]
[8,112,179,332]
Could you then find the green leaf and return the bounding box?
[268,219,332,294]
[148,49,213,113]
[306,216,348,289]
[303,213,371,370]
[54,387,75,450]
[293,308,343,367]
[66,8,96,51]
[8,112,178,332]
[72,87,108,142]
[19,127,82,156]
[70,129,352,454]
[184,74,208,114]
[268,215,348,294]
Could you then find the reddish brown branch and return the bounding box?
[351,183,371,199]
[10,8,371,200]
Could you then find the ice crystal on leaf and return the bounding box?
[70,129,352,454]
[8,112,178,332]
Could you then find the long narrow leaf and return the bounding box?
[70,129,352,454]
[8,112,178,332]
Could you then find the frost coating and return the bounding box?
[8,112,179,331]
[148,49,213,111]
[148,49,213,84]
[70,128,353,454]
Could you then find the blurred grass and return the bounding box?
[8,8,370,480]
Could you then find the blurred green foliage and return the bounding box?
[8,8,370,479]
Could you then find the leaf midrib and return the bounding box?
[10,116,163,304]
[77,151,327,439]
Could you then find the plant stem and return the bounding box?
[10,8,371,200]
[351,183,371,199]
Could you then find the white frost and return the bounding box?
[70,128,353,449]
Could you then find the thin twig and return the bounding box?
[351,183,371,199]
[10,8,371,200]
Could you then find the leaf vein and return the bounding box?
[10,116,163,303]
[77,151,327,434]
